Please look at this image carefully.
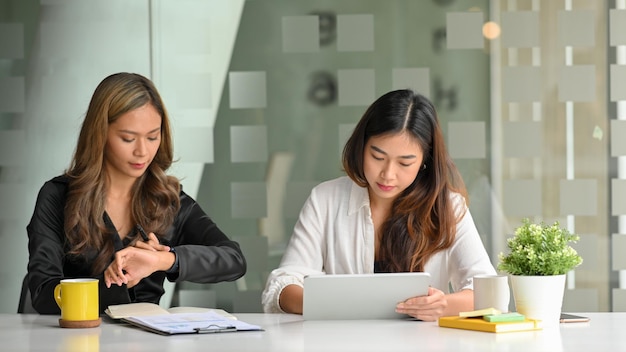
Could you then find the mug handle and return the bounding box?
[54,283,62,309]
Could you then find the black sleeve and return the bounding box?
[166,192,247,283]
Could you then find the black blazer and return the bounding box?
[26,175,246,314]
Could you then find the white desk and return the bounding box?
[1,313,622,351]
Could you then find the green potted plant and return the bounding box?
[497,218,583,324]
[498,218,582,276]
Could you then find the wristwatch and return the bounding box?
[165,246,179,274]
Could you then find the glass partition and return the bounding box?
[0,0,621,314]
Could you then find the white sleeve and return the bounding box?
[261,187,327,313]
[446,198,498,292]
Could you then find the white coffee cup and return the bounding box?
[473,274,510,313]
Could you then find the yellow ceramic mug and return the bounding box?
[54,278,99,325]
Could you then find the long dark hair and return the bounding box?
[64,72,181,275]
[342,89,467,272]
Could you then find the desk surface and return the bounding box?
[2,312,622,352]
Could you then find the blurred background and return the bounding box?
[0,0,622,314]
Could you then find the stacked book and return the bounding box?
[438,307,542,333]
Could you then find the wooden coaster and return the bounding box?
[59,317,101,328]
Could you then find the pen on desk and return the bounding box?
[136,224,149,242]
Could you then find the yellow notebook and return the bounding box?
[438,316,543,333]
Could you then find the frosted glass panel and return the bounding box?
[612,234,626,270]
[611,120,626,157]
[448,122,486,159]
[446,12,483,49]
[230,126,268,163]
[285,182,318,219]
[282,16,319,53]
[503,121,542,158]
[610,65,626,102]
[392,68,430,98]
[231,182,267,218]
[229,71,267,109]
[558,10,595,47]
[4,0,618,317]
[165,20,212,54]
[174,127,214,163]
[171,109,213,128]
[169,163,205,200]
[613,289,626,311]
[558,65,596,102]
[170,73,212,109]
[503,180,542,216]
[573,234,596,271]
[337,14,374,52]
[338,124,356,157]
[502,67,541,103]
[560,179,597,216]
[612,179,626,215]
[337,69,375,107]
[501,11,540,48]
[610,9,626,46]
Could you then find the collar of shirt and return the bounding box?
[347,180,370,216]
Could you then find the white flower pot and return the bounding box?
[509,274,566,325]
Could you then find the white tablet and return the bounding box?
[302,272,431,320]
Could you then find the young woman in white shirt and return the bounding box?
[262,89,498,321]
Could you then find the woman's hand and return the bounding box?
[395,287,448,321]
[279,284,304,314]
[133,231,170,252]
[104,232,173,288]
[104,246,158,288]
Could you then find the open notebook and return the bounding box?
[303,272,431,320]
[105,303,262,335]
[105,302,236,320]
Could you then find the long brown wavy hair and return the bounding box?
[342,89,468,273]
[64,72,181,275]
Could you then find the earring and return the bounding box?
[422,164,427,170]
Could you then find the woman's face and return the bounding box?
[363,131,424,204]
[104,103,161,183]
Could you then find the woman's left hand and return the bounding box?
[133,231,170,252]
[395,287,448,321]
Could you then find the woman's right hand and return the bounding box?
[105,232,174,288]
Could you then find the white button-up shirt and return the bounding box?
[261,176,497,313]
